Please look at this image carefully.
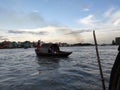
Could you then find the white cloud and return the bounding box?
[83,8,89,11]
[113,19,120,26]
[76,8,120,44]
[77,14,95,27]
[103,7,120,26]
[110,11,120,26]
[104,7,115,17]
[4,26,83,43]
[77,7,120,29]
[80,3,91,12]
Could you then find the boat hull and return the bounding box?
[35,49,72,57]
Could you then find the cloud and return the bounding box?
[80,3,91,11]
[5,26,86,43]
[77,14,95,27]
[65,29,91,35]
[102,7,120,26]
[83,8,89,11]
[110,11,120,26]
[113,19,120,26]
[46,26,83,43]
[76,8,120,44]
[77,8,120,30]
[8,30,48,35]
[50,26,90,35]
[53,27,93,43]
[104,7,115,17]
[0,36,9,41]
[1,24,119,44]
[77,7,120,30]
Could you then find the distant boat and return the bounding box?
[35,43,72,57]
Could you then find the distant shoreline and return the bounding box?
[0,45,119,49]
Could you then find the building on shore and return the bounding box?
[115,37,120,45]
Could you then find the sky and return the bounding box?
[0,0,120,44]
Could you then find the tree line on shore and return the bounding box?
[0,40,117,49]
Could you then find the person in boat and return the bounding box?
[48,44,59,54]
[48,46,54,54]
[36,40,41,50]
[48,47,52,54]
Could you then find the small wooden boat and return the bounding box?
[35,43,72,57]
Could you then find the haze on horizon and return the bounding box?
[0,0,120,44]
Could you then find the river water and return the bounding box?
[0,46,119,90]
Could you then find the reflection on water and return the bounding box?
[0,46,118,90]
[35,56,60,72]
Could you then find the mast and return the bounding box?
[93,30,106,90]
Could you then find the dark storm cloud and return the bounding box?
[8,30,48,35]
